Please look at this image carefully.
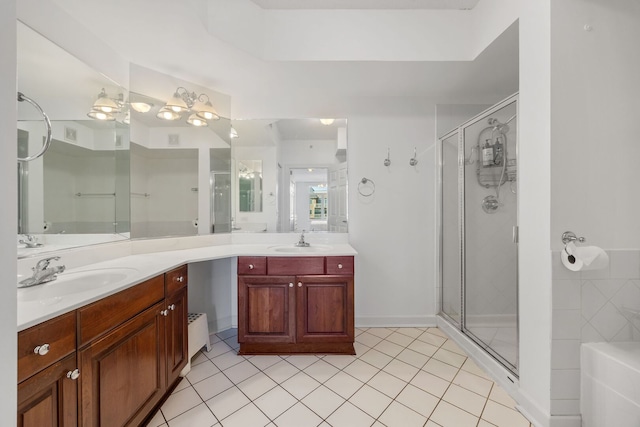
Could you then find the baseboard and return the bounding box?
[355,314,437,328]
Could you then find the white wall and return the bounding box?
[0,1,17,421]
[550,0,640,250]
[348,114,437,326]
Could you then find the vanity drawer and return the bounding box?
[268,257,325,275]
[166,265,188,294]
[78,275,164,346]
[18,311,76,383]
[238,257,267,275]
[326,256,354,275]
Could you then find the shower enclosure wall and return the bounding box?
[439,94,519,375]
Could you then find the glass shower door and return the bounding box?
[441,132,461,326]
[462,100,518,372]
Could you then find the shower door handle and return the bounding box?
[512,226,519,244]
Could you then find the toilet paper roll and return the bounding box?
[561,242,609,272]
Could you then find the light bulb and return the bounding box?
[96,112,108,120]
[163,111,174,120]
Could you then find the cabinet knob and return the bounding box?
[160,309,169,316]
[338,263,343,269]
[248,264,254,270]
[298,282,302,287]
[66,369,80,380]
[176,276,184,283]
[168,304,175,311]
[33,344,50,356]
[289,283,293,288]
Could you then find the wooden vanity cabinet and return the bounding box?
[238,256,354,355]
[18,312,78,427]
[17,264,190,427]
[164,265,189,387]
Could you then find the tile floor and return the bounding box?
[146,327,533,427]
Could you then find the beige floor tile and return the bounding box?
[323,354,358,370]
[427,328,448,338]
[386,331,415,347]
[373,340,405,357]
[280,371,321,399]
[395,348,431,369]
[219,403,270,427]
[252,385,297,420]
[383,358,420,382]
[358,348,394,369]
[263,360,299,383]
[489,384,517,409]
[222,360,260,384]
[407,339,439,357]
[349,384,392,418]
[274,402,323,427]
[236,371,278,400]
[283,354,321,370]
[326,402,375,427]
[481,400,531,427]
[205,386,250,421]
[246,355,283,371]
[303,359,340,383]
[432,347,467,368]
[395,384,439,418]
[185,360,221,385]
[409,370,451,398]
[355,331,384,347]
[166,403,217,427]
[324,371,364,399]
[394,327,424,339]
[301,385,345,418]
[367,370,407,398]
[417,331,447,347]
[378,401,428,427]
[367,327,395,339]
[460,357,493,380]
[442,383,487,416]
[210,350,245,371]
[192,371,234,401]
[422,358,460,382]
[453,369,494,397]
[430,400,479,427]
[441,339,466,356]
[161,387,202,421]
[343,359,380,382]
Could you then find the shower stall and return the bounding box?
[439,94,519,375]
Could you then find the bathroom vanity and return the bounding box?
[237,255,355,355]
[17,265,188,427]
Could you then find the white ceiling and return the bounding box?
[251,0,479,10]
[31,0,518,118]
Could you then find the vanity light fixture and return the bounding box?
[230,126,239,139]
[320,118,335,125]
[158,87,220,126]
[87,88,123,121]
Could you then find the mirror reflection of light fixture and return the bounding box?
[320,118,334,125]
[158,87,220,126]
[130,102,153,113]
[87,109,115,121]
[230,126,239,139]
[186,113,208,127]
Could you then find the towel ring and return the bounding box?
[358,177,375,197]
[17,92,52,162]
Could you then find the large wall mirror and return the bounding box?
[128,89,232,239]
[17,22,130,258]
[231,118,348,233]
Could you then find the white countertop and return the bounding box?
[17,242,357,331]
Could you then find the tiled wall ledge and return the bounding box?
[551,248,640,418]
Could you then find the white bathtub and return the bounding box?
[581,342,640,427]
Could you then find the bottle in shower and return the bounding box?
[493,139,503,166]
[482,140,494,167]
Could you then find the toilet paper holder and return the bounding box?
[562,231,586,255]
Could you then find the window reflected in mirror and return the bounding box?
[238,160,262,213]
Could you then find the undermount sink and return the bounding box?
[18,267,139,304]
[269,244,333,253]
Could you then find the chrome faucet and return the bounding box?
[295,230,310,247]
[18,256,66,288]
[19,234,43,248]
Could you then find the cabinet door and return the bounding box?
[166,287,188,386]
[296,275,354,343]
[18,353,78,427]
[238,275,296,344]
[78,302,166,427]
